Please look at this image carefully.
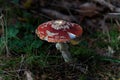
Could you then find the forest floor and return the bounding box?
[0,0,120,80]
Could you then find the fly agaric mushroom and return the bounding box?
[35,20,83,62]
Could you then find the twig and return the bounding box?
[70,63,88,74]
[115,19,120,38]
[0,14,3,19]
[0,69,26,79]
[62,0,79,23]
[107,13,120,16]
[10,1,53,20]
[94,0,115,11]
[41,8,73,21]
[2,69,26,73]
[0,64,5,66]
[17,55,25,80]
[106,13,120,19]
[93,0,120,12]
[115,19,120,28]
[19,55,25,71]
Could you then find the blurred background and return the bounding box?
[0,0,120,80]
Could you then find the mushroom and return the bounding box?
[35,20,83,62]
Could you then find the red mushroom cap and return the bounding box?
[35,20,83,43]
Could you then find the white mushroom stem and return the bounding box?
[56,42,72,62]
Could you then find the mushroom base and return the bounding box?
[56,43,72,62]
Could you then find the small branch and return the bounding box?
[115,19,120,28]
[93,0,120,12]
[41,8,73,21]
[10,1,74,20]
[104,13,120,20]
[94,0,115,11]
[19,55,25,69]
[2,69,26,73]
[10,1,53,19]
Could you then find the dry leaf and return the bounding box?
[77,3,100,17]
